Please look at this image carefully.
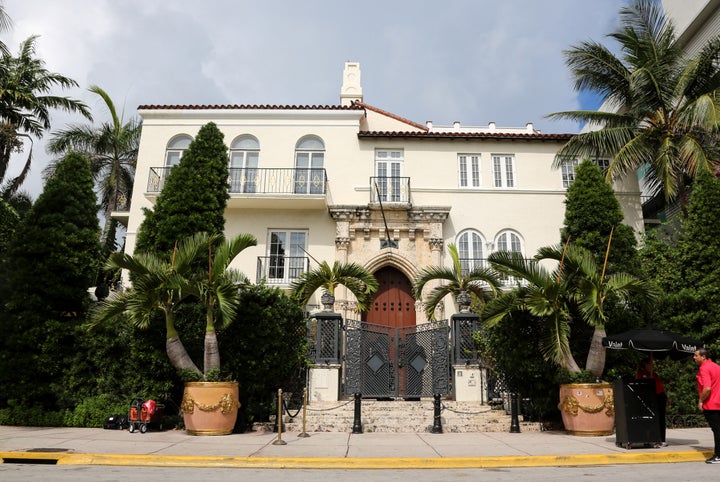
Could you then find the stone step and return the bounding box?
[253,400,543,433]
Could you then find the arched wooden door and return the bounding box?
[363,266,416,328]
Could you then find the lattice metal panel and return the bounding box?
[307,314,342,364]
[399,320,450,397]
[344,319,449,398]
[344,319,395,398]
[451,314,480,365]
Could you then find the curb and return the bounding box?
[1,450,713,469]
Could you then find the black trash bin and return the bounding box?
[613,377,661,449]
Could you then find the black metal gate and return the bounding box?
[344,319,449,398]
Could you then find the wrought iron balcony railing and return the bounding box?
[458,257,530,287]
[370,176,410,204]
[147,167,327,195]
[256,256,309,285]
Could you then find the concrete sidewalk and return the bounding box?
[0,426,715,469]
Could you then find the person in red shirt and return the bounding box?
[694,348,720,464]
[636,357,667,446]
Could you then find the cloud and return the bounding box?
[3,0,629,198]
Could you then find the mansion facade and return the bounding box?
[118,62,643,326]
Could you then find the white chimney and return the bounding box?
[453,121,461,129]
[426,121,433,129]
[340,62,363,106]
[526,122,534,132]
[488,122,496,130]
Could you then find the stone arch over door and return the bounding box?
[363,266,416,328]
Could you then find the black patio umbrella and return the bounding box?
[602,325,705,360]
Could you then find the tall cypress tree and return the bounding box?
[561,159,639,275]
[1,152,100,409]
[135,122,229,255]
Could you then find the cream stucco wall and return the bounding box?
[125,95,643,316]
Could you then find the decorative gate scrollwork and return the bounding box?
[344,319,449,398]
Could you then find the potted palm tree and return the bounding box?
[92,231,257,435]
[290,260,379,313]
[485,243,657,435]
[412,243,501,320]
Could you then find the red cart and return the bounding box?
[128,398,164,433]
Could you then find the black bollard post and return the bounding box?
[510,392,521,433]
[431,393,443,434]
[352,392,363,434]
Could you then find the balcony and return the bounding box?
[459,257,529,288]
[146,167,328,209]
[109,190,131,225]
[370,176,411,206]
[256,256,310,286]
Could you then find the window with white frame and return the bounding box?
[492,154,515,188]
[561,158,612,188]
[375,149,404,202]
[561,159,579,188]
[458,154,481,188]
[457,230,485,275]
[294,136,325,194]
[165,135,192,168]
[267,230,308,283]
[495,230,523,254]
[229,135,259,193]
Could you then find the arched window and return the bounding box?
[229,135,259,193]
[165,135,192,168]
[294,136,325,194]
[457,230,485,275]
[495,230,523,254]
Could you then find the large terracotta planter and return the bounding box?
[558,382,614,436]
[180,381,240,435]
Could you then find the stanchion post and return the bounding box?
[510,392,521,433]
[298,387,310,438]
[352,392,363,434]
[272,388,287,445]
[431,393,443,433]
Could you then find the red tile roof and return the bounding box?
[354,102,429,131]
[357,131,574,141]
[137,104,364,111]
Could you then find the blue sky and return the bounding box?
[4,0,629,197]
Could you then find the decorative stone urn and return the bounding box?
[558,382,615,436]
[320,290,335,311]
[181,381,240,435]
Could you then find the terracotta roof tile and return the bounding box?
[137,104,364,111]
[353,102,429,131]
[358,130,574,141]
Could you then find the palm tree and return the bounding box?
[484,249,579,372]
[547,0,720,212]
[291,260,379,313]
[92,232,257,380]
[412,243,501,321]
[45,86,141,248]
[0,35,91,200]
[183,232,257,373]
[486,243,658,376]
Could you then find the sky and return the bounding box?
[4,0,630,198]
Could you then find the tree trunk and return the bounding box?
[166,336,201,377]
[585,327,607,378]
[204,331,221,374]
[562,352,582,373]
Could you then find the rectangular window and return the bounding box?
[563,159,610,188]
[593,158,610,174]
[492,154,515,188]
[458,154,481,188]
[375,149,403,202]
[561,160,579,188]
[266,230,307,284]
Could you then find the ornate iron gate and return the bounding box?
[344,319,449,398]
